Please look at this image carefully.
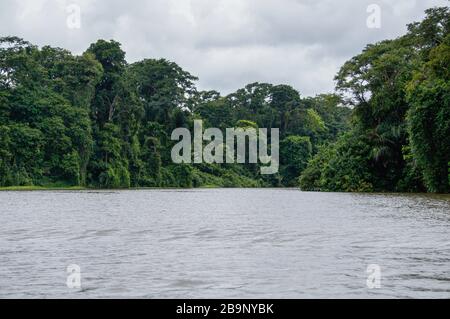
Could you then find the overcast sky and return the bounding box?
[0,0,448,96]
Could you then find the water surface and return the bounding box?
[0,189,449,298]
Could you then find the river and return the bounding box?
[0,189,449,298]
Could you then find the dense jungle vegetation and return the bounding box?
[0,7,448,192]
[300,7,449,193]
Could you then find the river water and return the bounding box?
[0,189,449,298]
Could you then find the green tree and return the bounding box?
[406,34,450,192]
[280,136,312,186]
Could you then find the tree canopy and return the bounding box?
[0,36,349,189]
[1,7,448,193]
[300,7,450,193]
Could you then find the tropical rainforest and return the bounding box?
[0,7,448,193]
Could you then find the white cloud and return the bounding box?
[0,0,447,96]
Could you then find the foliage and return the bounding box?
[280,136,312,186]
[300,7,449,193]
[1,7,447,192]
[300,131,374,192]
[406,34,450,193]
[0,35,350,189]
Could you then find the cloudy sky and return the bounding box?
[0,0,448,96]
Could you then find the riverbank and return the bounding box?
[2,186,449,198]
[0,186,86,191]
[0,185,252,191]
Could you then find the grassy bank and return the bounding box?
[0,185,86,191]
[0,184,267,191]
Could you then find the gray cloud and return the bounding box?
[0,0,448,96]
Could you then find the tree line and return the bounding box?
[0,37,349,188]
[300,7,449,193]
[0,7,448,192]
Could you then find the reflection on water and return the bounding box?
[0,189,449,298]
